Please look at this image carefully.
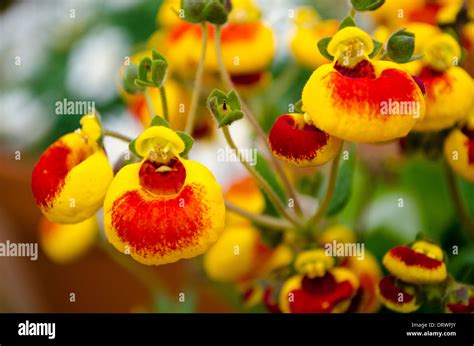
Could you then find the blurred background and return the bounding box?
[0,0,473,313]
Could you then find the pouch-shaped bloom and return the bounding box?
[279,268,359,313]
[382,242,447,284]
[445,287,474,313]
[268,113,342,167]
[32,115,113,224]
[377,275,421,313]
[289,7,338,69]
[444,114,474,182]
[302,27,426,143]
[413,33,474,131]
[103,126,225,265]
[39,216,98,264]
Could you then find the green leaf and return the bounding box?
[151,50,167,62]
[351,0,385,11]
[338,16,356,31]
[369,39,383,58]
[217,110,243,128]
[202,0,228,25]
[226,90,241,110]
[387,28,415,63]
[208,88,227,104]
[317,37,334,61]
[294,99,303,113]
[138,57,152,82]
[150,59,167,86]
[150,116,171,128]
[326,147,355,216]
[176,131,194,157]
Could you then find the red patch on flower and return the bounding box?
[268,114,329,161]
[218,22,259,43]
[230,71,264,86]
[139,158,186,196]
[447,297,474,313]
[289,273,354,313]
[334,60,376,79]
[465,139,474,165]
[32,140,91,208]
[389,246,442,269]
[378,275,415,304]
[168,22,196,43]
[419,67,453,101]
[408,3,441,25]
[263,287,281,313]
[328,67,419,119]
[111,185,209,258]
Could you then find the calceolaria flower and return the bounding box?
[268,113,342,167]
[445,286,474,313]
[279,249,359,313]
[444,112,474,182]
[31,114,113,224]
[302,27,426,142]
[377,275,421,313]
[39,216,98,264]
[382,241,447,285]
[290,7,339,69]
[224,175,265,225]
[103,126,225,265]
[412,33,474,131]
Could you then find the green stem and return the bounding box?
[159,86,169,122]
[185,22,208,134]
[213,24,303,217]
[350,8,356,17]
[145,88,155,118]
[444,161,474,241]
[225,200,293,230]
[307,147,343,230]
[222,126,303,229]
[103,130,133,143]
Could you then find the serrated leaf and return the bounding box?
[150,116,171,128]
[387,28,415,63]
[369,39,383,58]
[338,16,356,31]
[176,131,194,157]
[351,0,385,11]
[317,37,334,61]
[326,147,355,216]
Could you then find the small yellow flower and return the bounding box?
[103,126,225,266]
[302,27,426,143]
[39,216,98,264]
[444,111,474,182]
[289,7,339,69]
[318,224,357,246]
[268,113,342,167]
[382,244,447,284]
[31,114,113,224]
[413,33,473,131]
[377,275,421,313]
[279,267,359,313]
[224,176,265,226]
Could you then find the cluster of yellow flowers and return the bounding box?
[30,0,474,313]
